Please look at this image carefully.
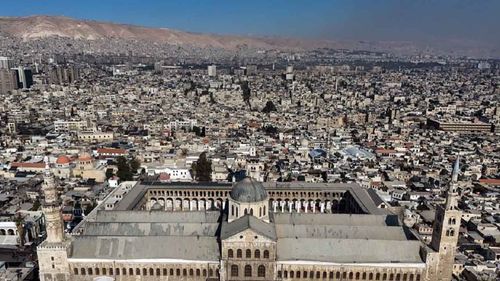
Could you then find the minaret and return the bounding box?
[430,157,462,281]
[37,169,71,281]
[41,171,64,243]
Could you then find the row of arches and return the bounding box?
[149,197,224,211]
[74,266,219,278]
[149,189,229,198]
[0,229,16,235]
[230,205,267,217]
[228,249,270,259]
[148,189,345,201]
[231,264,266,277]
[268,191,344,199]
[278,270,421,281]
[269,198,343,213]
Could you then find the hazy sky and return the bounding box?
[3,0,500,46]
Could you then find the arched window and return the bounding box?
[369,273,374,280]
[316,271,321,278]
[304,271,308,278]
[189,269,194,276]
[245,265,252,277]
[209,269,213,276]
[73,268,78,275]
[232,205,235,216]
[231,265,239,277]
[143,268,147,276]
[389,273,394,280]
[362,272,366,279]
[255,249,261,259]
[129,268,134,275]
[183,269,187,276]
[290,271,295,278]
[122,268,127,275]
[246,249,252,258]
[228,249,234,258]
[263,206,266,215]
[157,268,161,276]
[237,249,242,258]
[250,208,254,215]
[95,268,100,275]
[236,208,239,217]
[382,273,387,280]
[196,269,200,276]
[356,272,360,279]
[170,269,174,275]
[349,272,353,279]
[297,271,301,278]
[244,209,248,215]
[323,271,327,278]
[409,274,414,281]
[284,270,288,278]
[164,268,168,276]
[263,250,269,259]
[80,268,86,275]
[115,268,119,275]
[136,268,140,275]
[329,272,334,279]
[259,207,262,217]
[336,272,341,279]
[88,268,93,275]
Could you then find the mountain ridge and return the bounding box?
[0,15,498,58]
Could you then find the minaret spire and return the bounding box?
[451,156,460,183]
[445,156,460,210]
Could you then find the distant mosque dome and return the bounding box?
[56,155,71,165]
[230,177,267,203]
[78,152,92,162]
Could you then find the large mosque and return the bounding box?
[37,160,462,281]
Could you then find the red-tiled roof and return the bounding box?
[11,162,46,168]
[479,179,500,185]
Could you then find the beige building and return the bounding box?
[72,152,106,182]
[38,162,463,281]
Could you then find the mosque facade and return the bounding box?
[37,161,462,281]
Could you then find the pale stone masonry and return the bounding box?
[38,167,462,281]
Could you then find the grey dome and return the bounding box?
[230,177,267,203]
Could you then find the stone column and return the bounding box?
[273,201,277,213]
[320,202,325,213]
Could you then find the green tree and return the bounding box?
[116,156,132,181]
[129,158,141,173]
[105,168,114,179]
[191,152,212,182]
[262,100,277,113]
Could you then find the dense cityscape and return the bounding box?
[0,4,499,281]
